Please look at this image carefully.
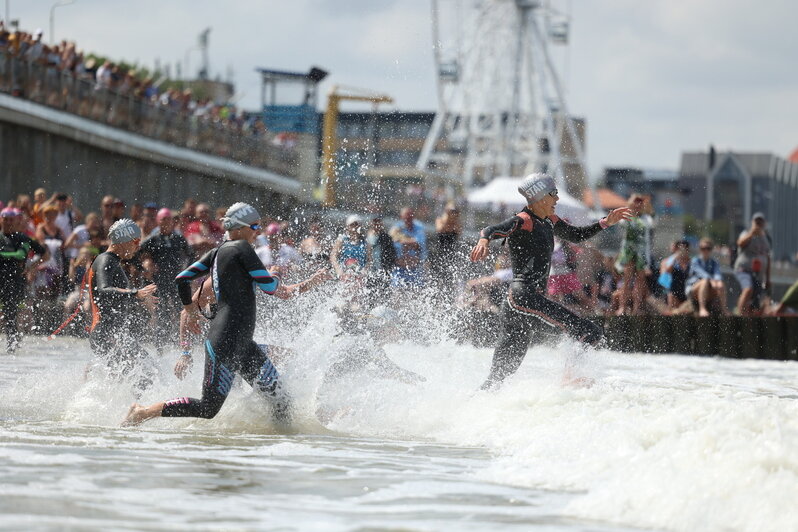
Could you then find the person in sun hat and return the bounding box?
[470,173,633,389]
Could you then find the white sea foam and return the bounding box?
[2,315,798,531]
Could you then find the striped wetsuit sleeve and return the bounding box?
[479,216,523,241]
[238,242,280,295]
[175,250,214,305]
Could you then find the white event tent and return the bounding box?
[467,177,604,224]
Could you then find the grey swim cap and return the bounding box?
[108,218,141,244]
[221,202,260,230]
[518,173,558,203]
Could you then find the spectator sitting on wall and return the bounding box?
[661,240,691,311]
[685,238,730,317]
[734,212,771,316]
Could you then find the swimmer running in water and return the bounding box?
[470,174,632,390]
[316,261,425,423]
[88,219,159,391]
[123,202,332,426]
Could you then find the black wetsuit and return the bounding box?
[88,251,153,387]
[0,232,46,351]
[162,239,286,420]
[138,231,193,350]
[479,209,605,389]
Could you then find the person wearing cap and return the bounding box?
[123,202,332,427]
[0,207,48,353]
[330,214,372,279]
[470,173,632,389]
[87,219,158,388]
[734,212,772,315]
[137,208,193,353]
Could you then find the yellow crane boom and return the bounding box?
[321,86,393,207]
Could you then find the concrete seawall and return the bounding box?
[0,93,303,214]
[602,315,798,360]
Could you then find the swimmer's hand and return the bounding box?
[136,284,159,312]
[181,305,201,335]
[470,238,490,262]
[174,354,193,380]
[604,207,634,226]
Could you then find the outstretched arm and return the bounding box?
[553,207,633,243]
[470,215,524,262]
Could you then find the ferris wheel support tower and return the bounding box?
[417,0,588,195]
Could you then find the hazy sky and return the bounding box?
[8,0,797,177]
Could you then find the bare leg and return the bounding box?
[122,402,166,427]
[696,280,711,317]
[616,264,633,316]
[737,288,753,316]
[632,270,647,315]
[713,281,730,315]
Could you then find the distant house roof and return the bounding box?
[582,188,627,209]
[789,147,798,164]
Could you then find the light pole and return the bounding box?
[184,46,199,81]
[4,0,9,27]
[50,0,75,45]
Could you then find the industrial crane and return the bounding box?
[320,86,393,207]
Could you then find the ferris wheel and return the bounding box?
[417,0,588,195]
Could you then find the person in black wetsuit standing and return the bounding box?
[0,208,48,353]
[88,219,158,386]
[470,173,632,389]
[137,208,194,353]
[123,202,331,426]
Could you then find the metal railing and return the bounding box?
[0,51,300,178]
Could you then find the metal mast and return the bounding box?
[418,0,587,195]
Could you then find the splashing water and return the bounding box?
[1,291,797,531]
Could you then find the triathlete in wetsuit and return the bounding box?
[470,173,632,389]
[88,219,158,387]
[0,208,48,352]
[123,202,331,426]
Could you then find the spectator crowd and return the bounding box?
[0,23,293,168]
[1,184,796,354]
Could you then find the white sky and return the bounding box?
[7,0,798,177]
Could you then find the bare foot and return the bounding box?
[615,307,626,316]
[121,403,147,427]
[562,375,595,389]
[698,308,710,318]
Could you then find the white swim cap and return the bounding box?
[518,173,558,203]
[108,218,140,244]
[221,202,260,230]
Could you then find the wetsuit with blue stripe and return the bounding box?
[479,208,606,389]
[161,239,284,419]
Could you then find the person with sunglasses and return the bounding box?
[470,173,632,389]
[686,238,729,317]
[123,202,331,427]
